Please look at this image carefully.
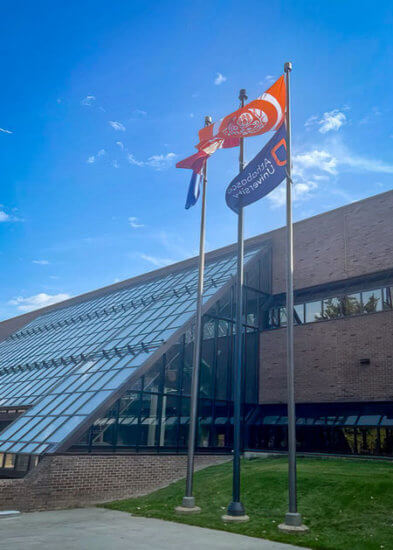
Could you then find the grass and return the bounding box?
[103,457,393,550]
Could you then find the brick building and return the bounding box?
[0,189,392,509]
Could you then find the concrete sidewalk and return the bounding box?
[0,507,308,550]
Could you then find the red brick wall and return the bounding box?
[260,310,393,404]
[0,454,229,512]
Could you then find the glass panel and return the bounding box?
[357,415,381,426]
[200,326,215,399]
[294,304,304,324]
[322,297,342,319]
[380,428,393,455]
[4,453,15,468]
[181,339,194,396]
[117,392,140,446]
[362,289,382,313]
[159,395,179,447]
[343,294,362,315]
[139,393,159,447]
[382,287,393,310]
[357,427,379,455]
[164,343,182,395]
[279,307,287,327]
[215,324,230,401]
[178,397,190,448]
[197,400,212,448]
[305,301,322,323]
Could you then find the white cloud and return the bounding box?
[146,152,176,170]
[0,127,12,134]
[0,211,10,222]
[127,153,145,167]
[81,95,96,106]
[294,150,338,175]
[9,292,71,313]
[140,254,173,268]
[0,209,22,222]
[112,160,120,169]
[116,141,124,150]
[128,216,145,229]
[319,110,347,133]
[33,260,49,265]
[214,72,227,85]
[109,121,126,131]
[87,149,105,165]
[267,139,393,209]
[267,180,318,208]
[127,152,176,171]
[305,110,347,134]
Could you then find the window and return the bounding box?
[362,289,382,313]
[279,307,287,327]
[383,287,393,310]
[305,301,322,323]
[322,297,342,319]
[294,304,304,324]
[344,294,362,315]
[268,281,393,329]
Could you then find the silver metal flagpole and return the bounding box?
[279,61,308,534]
[223,89,249,522]
[175,116,212,514]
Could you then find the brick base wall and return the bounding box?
[0,454,229,512]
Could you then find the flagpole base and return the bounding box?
[221,514,250,523]
[222,501,249,522]
[278,512,309,533]
[175,496,201,514]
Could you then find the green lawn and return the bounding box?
[103,457,393,550]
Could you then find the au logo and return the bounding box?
[271,138,287,166]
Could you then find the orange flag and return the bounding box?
[197,76,286,155]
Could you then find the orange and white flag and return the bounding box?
[197,76,286,155]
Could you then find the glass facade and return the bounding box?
[0,245,266,459]
[70,308,260,453]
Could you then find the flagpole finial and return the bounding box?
[239,89,248,102]
[205,116,212,126]
[284,62,292,72]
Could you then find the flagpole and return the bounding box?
[223,88,249,522]
[175,115,212,514]
[279,61,308,533]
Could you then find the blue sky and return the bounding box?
[1,1,393,320]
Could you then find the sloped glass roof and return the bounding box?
[0,247,262,455]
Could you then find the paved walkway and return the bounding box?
[0,507,307,550]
